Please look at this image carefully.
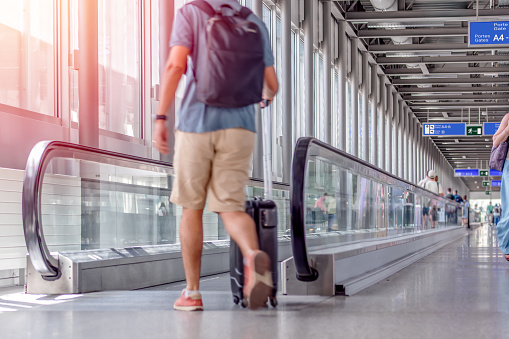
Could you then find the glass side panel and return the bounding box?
[302,142,462,246]
[40,157,290,253]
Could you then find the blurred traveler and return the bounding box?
[418,170,431,187]
[153,0,278,310]
[462,195,470,228]
[445,188,454,200]
[492,114,509,260]
[434,175,444,196]
[326,195,337,232]
[494,208,501,226]
[314,193,327,213]
[423,170,439,194]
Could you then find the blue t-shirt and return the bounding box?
[169,0,274,133]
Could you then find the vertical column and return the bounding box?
[323,1,331,144]
[351,39,359,157]
[403,105,408,180]
[413,120,417,183]
[393,92,399,177]
[378,75,386,170]
[282,0,292,183]
[386,86,393,173]
[370,65,378,167]
[337,20,347,152]
[397,101,406,179]
[252,0,264,179]
[361,52,369,162]
[304,0,314,137]
[79,0,99,148]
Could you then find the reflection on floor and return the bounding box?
[1,224,509,338]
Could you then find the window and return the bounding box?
[98,0,142,138]
[0,0,55,116]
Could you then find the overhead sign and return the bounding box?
[486,190,492,195]
[492,180,502,187]
[480,170,489,177]
[466,125,483,136]
[490,169,503,176]
[482,181,490,187]
[484,122,501,136]
[469,21,509,47]
[423,123,465,136]
[454,169,479,177]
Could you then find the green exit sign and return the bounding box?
[483,181,490,187]
[467,125,483,136]
[486,190,492,195]
[480,170,489,176]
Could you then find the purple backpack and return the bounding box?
[190,0,265,108]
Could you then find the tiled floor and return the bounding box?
[1,224,508,339]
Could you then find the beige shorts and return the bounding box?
[170,128,255,212]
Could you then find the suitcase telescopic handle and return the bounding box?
[261,104,273,200]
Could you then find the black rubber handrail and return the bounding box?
[290,137,463,282]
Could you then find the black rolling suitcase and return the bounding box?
[230,104,278,308]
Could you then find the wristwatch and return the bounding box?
[155,115,167,120]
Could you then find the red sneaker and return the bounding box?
[173,289,204,311]
[243,250,273,310]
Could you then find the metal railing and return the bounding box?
[290,137,463,282]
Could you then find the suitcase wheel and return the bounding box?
[269,296,278,308]
[233,295,240,305]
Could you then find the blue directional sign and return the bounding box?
[490,169,503,176]
[454,169,479,177]
[484,122,501,136]
[469,21,509,47]
[492,180,502,187]
[423,123,465,136]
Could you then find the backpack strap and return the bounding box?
[190,0,216,17]
[239,7,253,19]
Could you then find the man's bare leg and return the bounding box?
[219,211,259,257]
[180,208,204,291]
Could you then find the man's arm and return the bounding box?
[153,46,190,154]
[261,66,278,107]
[493,113,509,147]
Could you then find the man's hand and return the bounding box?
[153,120,170,154]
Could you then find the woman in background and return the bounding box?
[492,114,509,260]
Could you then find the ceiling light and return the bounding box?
[475,181,478,183]
[455,139,460,143]
[462,156,467,159]
[442,112,449,118]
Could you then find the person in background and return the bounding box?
[435,175,444,196]
[423,170,439,194]
[445,188,454,224]
[492,114,509,260]
[314,193,327,214]
[487,201,494,225]
[418,170,431,188]
[494,208,501,226]
[326,194,337,232]
[462,195,470,227]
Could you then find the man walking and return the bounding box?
[153,0,278,311]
